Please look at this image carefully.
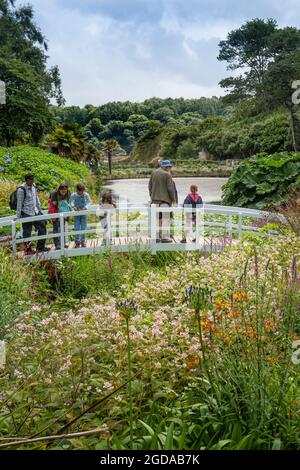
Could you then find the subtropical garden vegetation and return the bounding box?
[0,146,94,219]
[0,0,300,452]
[0,230,300,449]
[223,152,300,208]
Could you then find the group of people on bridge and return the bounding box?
[11,160,203,255]
[12,174,92,255]
[149,159,203,243]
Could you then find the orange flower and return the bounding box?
[215,298,230,310]
[227,309,236,318]
[267,356,279,365]
[217,331,230,341]
[201,320,214,330]
[288,399,299,405]
[187,357,199,369]
[264,319,275,331]
[233,292,248,302]
[231,325,241,333]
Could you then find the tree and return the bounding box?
[260,50,300,151]
[179,112,203,126]
[102,139,119,175]
[218,20,300,103]
[48,124,85,161]
[151,106,175,124]
[49,98,227,156]
[218,18,300,150]
[84,118,104,143]
[176,139,198,160]
[126,114,149,137]
[0,0,64,146]
[51,106,88,126]
[218,18,278,102]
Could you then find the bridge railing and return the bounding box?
[0,204,274,257]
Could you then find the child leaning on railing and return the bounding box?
[70,184,91,248]
[99,190,117,245]
[181,185,203,243]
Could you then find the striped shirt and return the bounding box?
[16,183,41,218]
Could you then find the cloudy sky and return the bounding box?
[23,0,300,106]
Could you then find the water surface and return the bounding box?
[105,177,227,205]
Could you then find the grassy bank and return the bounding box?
[0,146,91,190]
[0,146,101,217]
[100,160,233,180]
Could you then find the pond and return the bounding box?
[104,177,228,205]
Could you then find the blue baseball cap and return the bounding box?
[161,160,173,167]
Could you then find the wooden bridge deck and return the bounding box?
[0,204,273,260]
[14,236,236,261]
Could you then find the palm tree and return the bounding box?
[103,139,118,175]
[48,124,85,161]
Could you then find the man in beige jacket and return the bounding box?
[149,160,176,242]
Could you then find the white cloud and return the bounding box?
[160,8,239,42]
[23,0,300,105]
[24,0,228,105]
[182,40,198,59]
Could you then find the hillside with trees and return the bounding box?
[48,19,300,172]
[50,97,227,155]
[132,109,293,163]
[0,4,300,208]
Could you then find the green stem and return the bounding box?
[195,308,220,405]
[126,317,133,449]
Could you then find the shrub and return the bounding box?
[0,177,16,217]
[223,151,300,208]
[0,145,90,192]
[0,248,49,338]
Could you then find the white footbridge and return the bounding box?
[0,204,273,260]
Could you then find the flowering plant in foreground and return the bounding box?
[0,234,299,448]
[116,299,138,449]
[185,285,213,311]
[116,300,138,319]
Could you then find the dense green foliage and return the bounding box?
[133,111,292,163]
[52,97,226,126]
[51,97,226,154]
[47,123,88,162]
[0,0,63,146]
[0,145,90,191]
[132,19,300,168]
[218,19,300,107]
[2,3,300,453]
[223,151,300,208]
[0,247,49,339]
[218,18,300,151]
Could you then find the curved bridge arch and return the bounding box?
[0,204,273,260]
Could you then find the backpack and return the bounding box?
[9,186,26,211]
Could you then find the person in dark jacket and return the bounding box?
[16,174,49,255]
[149,160,176,242]
[181,185,203,243]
